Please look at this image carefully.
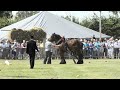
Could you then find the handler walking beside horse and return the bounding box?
[44,37,64,64]
[44,38,55,64]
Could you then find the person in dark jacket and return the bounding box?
[26,36,39,69]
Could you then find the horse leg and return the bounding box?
[77,52,84,64]
[60,52,66,64]
[60,57,66,64]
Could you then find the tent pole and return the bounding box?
[99,11,102,40]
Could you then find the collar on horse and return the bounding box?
[56,37,65,45]
[55,37,69,51]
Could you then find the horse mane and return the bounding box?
[54,33,61,40]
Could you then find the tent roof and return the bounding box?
[0,11,110,39]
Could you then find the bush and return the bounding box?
[11,27,46,43]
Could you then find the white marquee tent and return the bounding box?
[0,11,110,40]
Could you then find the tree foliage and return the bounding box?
[61,15,80,24]
[0,11,13,28]
[0,11,12,18]
[15,11,39,21]
[11,28,46,43]
[80,15,120,38]
[110,11,120,17]
[62,13,120,38]
[30,28,46,42]
[0,17,10,28]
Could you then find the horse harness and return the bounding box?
[56,38,77,64]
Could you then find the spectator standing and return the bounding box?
[114,39,119,59]
[4,40,11,60]
[11,40,17,60]
[20,40,26,59]
[107,41,114,59]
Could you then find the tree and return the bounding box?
[0,17,10,28]
[0,11,12,18]
[11,28,46,43]
[111,11,120,15]
[30,28,46,42]
[11,29,26,43]
[15,11,39,21]
[61,15,80,24]
[72,16,79,24]
[109,11,120,18]
[0,11,13,28]
[80,15,120,38]
[61,15,71,21]
[62,13,120,38]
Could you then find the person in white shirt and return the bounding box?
[114,39,119,59]
[20,40,26,59]
[44,38,54,64]
[107,41,114,59]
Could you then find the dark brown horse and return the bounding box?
[49,33,84,64]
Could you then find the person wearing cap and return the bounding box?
[26,36,39,69]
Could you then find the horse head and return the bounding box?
[49,33,61,43]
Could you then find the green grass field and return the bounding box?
[0,59,120,79]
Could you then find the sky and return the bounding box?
[12,11,114,21]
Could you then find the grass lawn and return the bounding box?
[0,59,120,79]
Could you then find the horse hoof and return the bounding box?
[60,62,66,64]
[77,61,83,64]
[77,63,83,64]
